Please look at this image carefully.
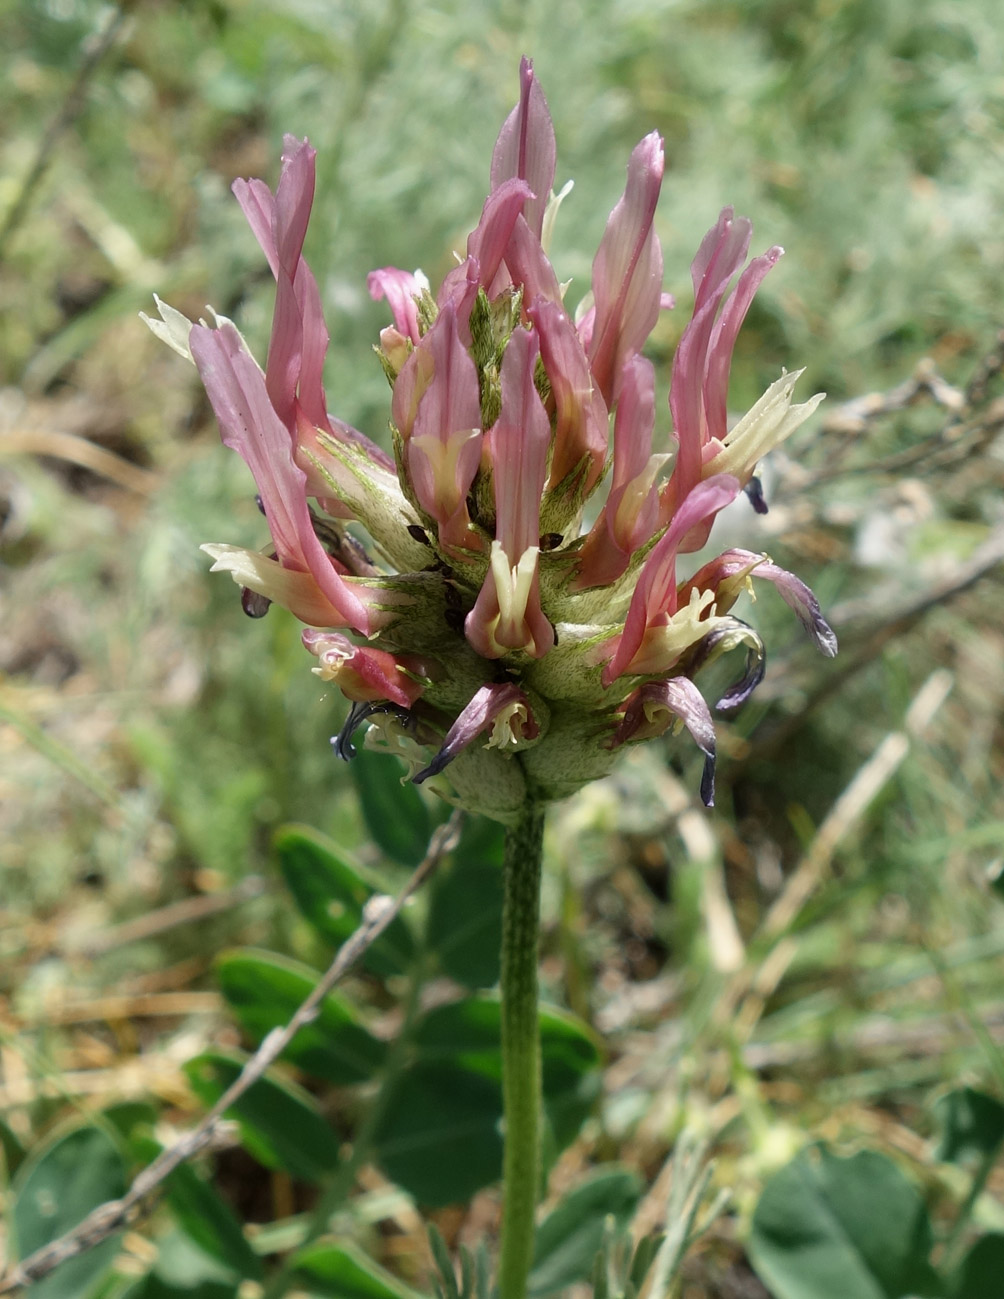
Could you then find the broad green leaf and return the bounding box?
[414,997,601,1147]
[414,997,601,1090]
[350,748,431,866]
[292,1239,426,1298]
[132,1134,262,1282]
[372,1060,503,1206]
[276,824,415,975]
[427,816,504,988]
[11,1125,127,1299]
[934,1088,1004,1165]
[217,948,387,1084]
[184,1050,341,1184]
[528,1168,643,1297]
[951,1234,1004,1299]
[373,998,601,1204]
[749,1145,943,1299]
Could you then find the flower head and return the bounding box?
[146,57,835,822]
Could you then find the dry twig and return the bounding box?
[0,810,461,1294]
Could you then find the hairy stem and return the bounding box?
[498,799,546,1299]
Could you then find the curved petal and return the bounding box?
[191,321,375,633]
[679,547,837,656]
[332,700,414,761]
[604,475,740,684]
[689,618,766,711]
[747,556,837,656]
[413,683,539,783]
[367,266,427,344]
[610,677,717,805]
[302,629,429,706]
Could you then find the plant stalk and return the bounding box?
[498,799,546,1299]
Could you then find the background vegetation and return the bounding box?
[2,0,1003,1295]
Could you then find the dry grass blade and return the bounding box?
[1,428,158,496]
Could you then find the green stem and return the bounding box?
[498,799,546,1299]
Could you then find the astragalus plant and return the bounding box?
[147,56,835,1299]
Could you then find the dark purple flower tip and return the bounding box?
[744,475,769,515]
[754,559,838,658]
[716,637,766,710]
[700,751,717,807]
[412,748,454,785]
[241,586,272,617]
[807,612,838,658]
[332,700,412,761]
[687,619,766,712]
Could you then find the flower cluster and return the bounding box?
[146,58,835,823]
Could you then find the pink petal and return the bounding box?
[291,258,331,432]
[667,208,780,509]
[486,325,551,557]
[232,176,279,277]
[190,321,374,634]
[402,303,483,551]
[575,354,659,587]
[603,474,739,684]
[436,179,533,319]
[702,248,782,448]
[690,206,751,306]
[490,56,557,239]
[528,296,608,495]
[466,327,555,658]
[233,139,392,482]
[232,137,317,433]
[368,267,425,344]
[587,131,665,405]
[502,215,563,306]
[301,629,428,706]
